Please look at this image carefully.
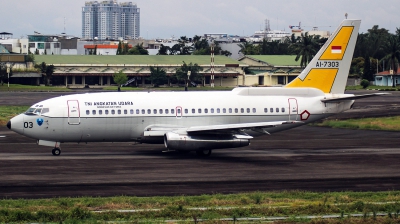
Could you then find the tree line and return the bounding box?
[236,25,400,82]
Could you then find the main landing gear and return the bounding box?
[196,149,212,157]
[52,148,61,156]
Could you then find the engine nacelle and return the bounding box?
[164,132,250,151]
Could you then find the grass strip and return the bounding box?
[1,191,400,223]
[313,116,400,131]
[0,105,29,126]
[0,84,72,92]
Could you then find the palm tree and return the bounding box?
[237,41,258,56]
[149,66,167,87]
[380,34,400,86]
[292,32,319,67]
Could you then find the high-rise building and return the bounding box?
[82,1,140,40]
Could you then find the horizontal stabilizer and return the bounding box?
[321,93,389,103]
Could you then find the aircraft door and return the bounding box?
[175,106,182,119]
[67,100,80,125]
[288,98,298,121]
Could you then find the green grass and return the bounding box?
[1,191,400,223]
[0,105,29,125]
[346,85,399,91]
[102,86,234,91]
[314,116,400,131]
[0,84,72,92]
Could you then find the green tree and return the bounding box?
[128,43,149,55]
[116,41,122,55]
[123,43,129,54]
[113,70,128,91]
[362,56,374,81]
[35,62,54,86]
[238,41,258,55]
[291,32,319,67]
[93,45,97,55]
[149,66,167,87]
[174,61,203,90]
[157,44,170,55]
[380,34,400,86]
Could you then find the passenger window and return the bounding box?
[184,109,188,114]
[160,109,163,114]
[123,109,127,114]
[177,109,181,114]
[141,109,145,114]
[211,108,214,113]
[192,108,195,113]
[86,110,90,115]
[198,109,202,113]
[118,110,121,114]
[112,110,115,115]
[229,108,232,113]
[264,108,268,113]
[92,110,96,115]
[205,108,208,113]
[147,109,151,114]
[253,108,256,113]
[282,108,285,113]
[135,109,139,114]
[247,108,250,113]
[217,108,220,113]
[153,109,157,114]
[129,109,133,114]
[165,109,169,114]
[105,110,109,115]
[223,108,227,113]
[99,110,103,115]
[240,108,244,113]
[171,109,175,114]
[270,108,273,113]
[235,108,238,113]
[276,108,279,113]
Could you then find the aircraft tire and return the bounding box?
[196,149,212,156]
[52,148,61,156]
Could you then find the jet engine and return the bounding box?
[164,132,250,151]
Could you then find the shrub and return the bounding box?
[360,79,370,89]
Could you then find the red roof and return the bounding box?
[376,68,400,76]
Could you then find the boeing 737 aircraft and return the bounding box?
[6,19,385,156]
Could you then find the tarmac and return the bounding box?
[0,90,400,199]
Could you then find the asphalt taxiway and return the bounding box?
[0,90,399,198]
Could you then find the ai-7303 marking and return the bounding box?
[316,61,339,68]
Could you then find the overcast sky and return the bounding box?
[1,0,399,39]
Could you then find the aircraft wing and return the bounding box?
[321,93,389,103]
[143,121,302,137]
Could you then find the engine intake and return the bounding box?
[164,132,250,151]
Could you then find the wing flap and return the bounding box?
[186,121,302,133]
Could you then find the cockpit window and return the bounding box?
[25,107,49,115]
[34,108,42,114]
[25,108,36,114]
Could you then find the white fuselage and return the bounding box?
[10,87,354,144]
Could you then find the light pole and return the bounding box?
[185,71,191,91]
[6,63,10,91]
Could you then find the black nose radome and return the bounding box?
[7,120,11,129]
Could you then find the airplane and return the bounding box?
[6,19,386,156]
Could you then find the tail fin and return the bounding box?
[285,19,361,94]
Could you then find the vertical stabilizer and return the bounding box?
[285,19,361,94]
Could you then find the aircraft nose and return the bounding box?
[7,120,11,129]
